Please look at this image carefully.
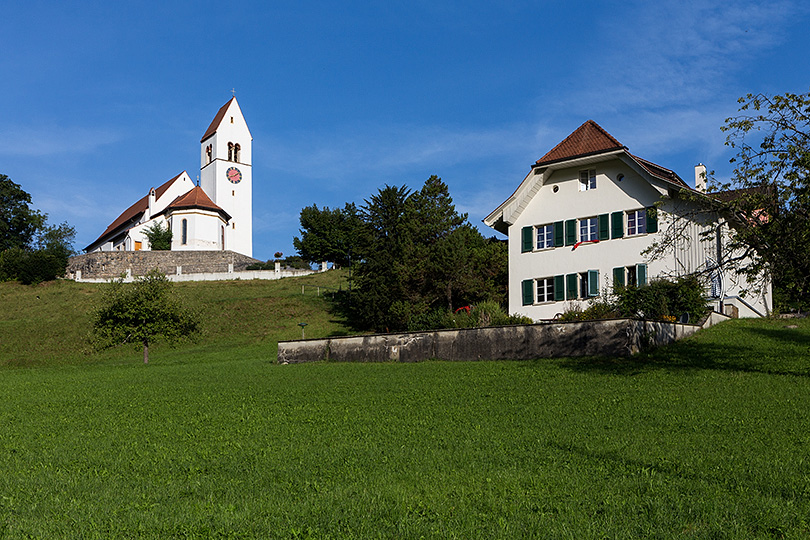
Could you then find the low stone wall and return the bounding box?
[277,316,723,364]
[68,250,263,280]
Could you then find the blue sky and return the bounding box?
[2,1,809,261]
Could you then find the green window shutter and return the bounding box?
[611,211,624,239]
[637,263,648,286]
[522,279,534,305]
[565,219,576,246]
[588,270,599,297]
[613,267,625,288]
[598,214,609,241]
[646,207,658,233]
[553,221,564,247]
[521,226,533,253]
[554,275,565,301]
[566,273,578,300]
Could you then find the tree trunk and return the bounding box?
[143,338,149,364]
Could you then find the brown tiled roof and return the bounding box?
[630,154,689,188]
[86,172,186,250]
[708,186,771,203]
[161,186,231,221]
[200,97,235,143]
[536,120,625,165]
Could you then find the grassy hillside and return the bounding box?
[1,275,810,538]
[0,270,352,367]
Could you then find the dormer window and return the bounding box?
[579,169,596,191]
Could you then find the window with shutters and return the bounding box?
[579,169,596,191]
[536,224,554,249]
[627,209,647,235]
[626,265,637,286]
[536,277,555,303]
[613,264,648,288]
[579,272,589,299]
[579,217,598,242]
[576,270,599,298]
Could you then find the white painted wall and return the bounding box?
[168,209,227,251]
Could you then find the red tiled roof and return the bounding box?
[85,172,185,250]
[630,154,689,188]
[200,97,235,143]
[161,186,231,221]
[536,120,625,165]
[708,185,773,203]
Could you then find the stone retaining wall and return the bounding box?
[277,313,729,364]
[66,251,290,281]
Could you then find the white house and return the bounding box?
[484,120,772,320]
[85,97,253,257]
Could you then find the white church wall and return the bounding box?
[153,173,196,216]
[169,209,226,251]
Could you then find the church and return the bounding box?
[85,97,254,258]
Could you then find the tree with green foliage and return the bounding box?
[350,176,508,331]
[706,89,810,310]
[293,202,369,267]
[352,184,412,330]
[143,221,173,251]
[1,174,45,252]
[93,269,200,363]
[0,174,76,284]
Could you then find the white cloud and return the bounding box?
[255,122,538,183]
[555,0,799,116]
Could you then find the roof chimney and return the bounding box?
[147,188,156,219]
[694,164,707,192]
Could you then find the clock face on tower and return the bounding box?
[226,166,242,184]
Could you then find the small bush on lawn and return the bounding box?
[404,301,532,331]
[558,296,620,322]
[617,275,707,322]
[560,275,707,322]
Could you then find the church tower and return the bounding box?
[200,97,253,257]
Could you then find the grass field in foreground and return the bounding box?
[1,306,810,538]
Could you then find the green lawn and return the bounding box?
[1,275,809,538]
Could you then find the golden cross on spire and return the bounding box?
[231,88,236,97]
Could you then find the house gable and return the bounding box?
[484,121,689,233]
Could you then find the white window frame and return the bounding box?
[627,209,647,236]
[536,277,555,303]
[536,224,554,250]
[579,169,596,191]
[579,217,598,242]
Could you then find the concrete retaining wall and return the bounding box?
[67,251,314,282]
[277,315,726,364]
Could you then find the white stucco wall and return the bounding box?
[168,209,227,251]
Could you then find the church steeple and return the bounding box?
[199,97,253,257]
